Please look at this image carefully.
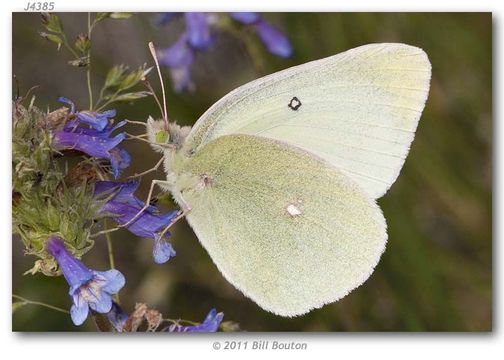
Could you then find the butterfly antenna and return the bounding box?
[148,41,169,130]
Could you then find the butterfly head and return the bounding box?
[146,116,191,154]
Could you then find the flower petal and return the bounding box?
[70,296,89,326]
[76,111,110,131]
[99,109,117,119]
[58,96,76,113]
[167,308,224,332]
[254,20,293,58]
[170,65,194,93]
[229,12,260,25]
[98,269,126,294]
[109,147,131,179]
[158,33,194,68]
[88,291,113,313]
[185,12,212,49]
[107,302,129,332]
[46,236,94,292]
[152,236,176,264]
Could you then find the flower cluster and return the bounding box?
[52,97,131,178]
[46,236,125,325]
[94,180,179,264]
[106,303,223,332]
[156,12,293,92]
[46,235,224,330]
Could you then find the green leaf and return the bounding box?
[95,12,111,22]
[39,32,62,49]
[119,71,144,90]
[109,91,151,102]
[41,13,63,33]
[109,12,133,19]
[74,34,91,54]
[119,66,153,90]
[104,65,128,89]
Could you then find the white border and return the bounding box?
[2,1,500,359]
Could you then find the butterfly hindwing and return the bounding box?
[175,134,387,316]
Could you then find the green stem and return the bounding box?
[104,220,116,270]
[86,12,94,110]
[12,294,70,314]
[60,32,79,58]
[104,218,120,304]
[95,89,121,112]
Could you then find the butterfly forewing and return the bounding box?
[184,43,431,199]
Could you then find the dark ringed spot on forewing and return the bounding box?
[288,96,302,111]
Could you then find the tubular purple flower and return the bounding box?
[254,20,293,58]
[157,33,195,93]
[45,236,125,326]
[158,33,194,68]
[185,12,212,50]
[94,181,179,264]
[169,65,194,93]
[107,301,129,332]
[108,147,131,179]
[101,201,178,264]
[52,116,130,179]
[58,97,114,131]
[156,12,293,92]
[167,309,224,332]
[94,180,147,208]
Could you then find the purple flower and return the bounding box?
[58,97,114,131]
[185,13,213,50]
[167,309,224,332]
[46,236,125,326]
[157,33,195,92]
[52,100,130,178]
[155,12,181,26]
[157,12,292,92]
[253,20,293,58]
[230,13,293,58]
[158,33,194,68]
[94,181,179,264]
[107,301,129,332]
[229,12,260,25]
[94,180,148,209]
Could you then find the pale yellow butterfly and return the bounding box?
[143,43,431,316]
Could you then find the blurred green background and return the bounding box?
[12,12,492,331]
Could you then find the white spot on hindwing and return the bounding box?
[286,199,303,217]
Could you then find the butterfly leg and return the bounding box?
[128,156,164,179]
[157,192,192,239]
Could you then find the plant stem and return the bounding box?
[86,12,94,110]
[60,33,80,58]
[12,294,70,314]
[105,220,116,270]
[95,89,121,112]
[104,218,120,304]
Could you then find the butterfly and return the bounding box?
[142,43,431,316]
